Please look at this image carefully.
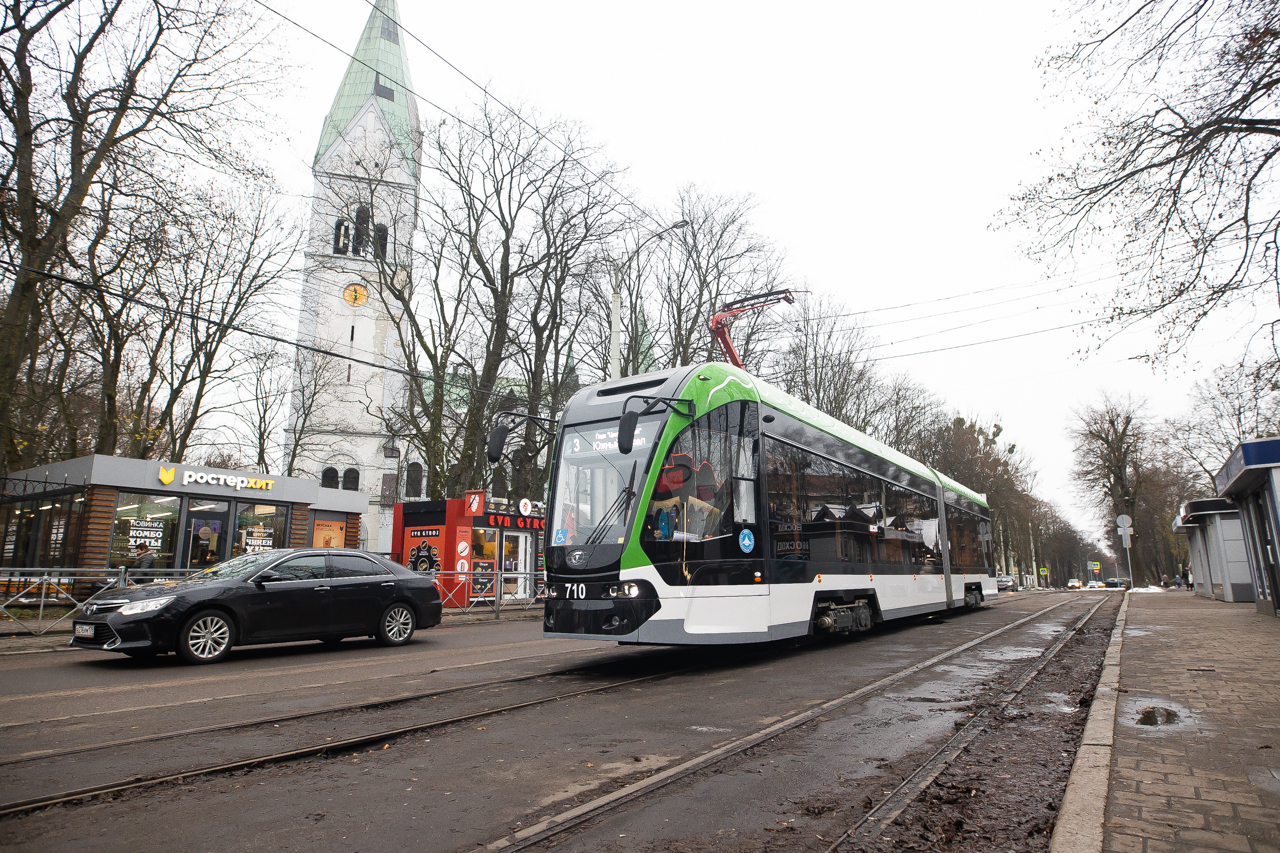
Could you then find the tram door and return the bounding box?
[501,531,534,599]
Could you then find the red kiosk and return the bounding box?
[392,491,545,608]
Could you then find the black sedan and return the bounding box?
[71,549,443,664]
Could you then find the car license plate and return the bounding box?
[74,623,95,637]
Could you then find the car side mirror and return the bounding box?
[617,409,639,455]
[255,569,281,585]
[486,423,511,464]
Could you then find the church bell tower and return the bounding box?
[290,0,421,550]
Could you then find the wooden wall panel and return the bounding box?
[79,486,118,572]
[345,513,361,549]
[288,504,311,549]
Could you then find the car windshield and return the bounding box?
[186,550,284,581]
[549,416,664,548]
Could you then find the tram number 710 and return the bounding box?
[565,583,587,599]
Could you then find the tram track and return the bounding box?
[0,664,691,818]
[0,592,1093,827]
[822,593,1109,850]
[482,594,1096,852]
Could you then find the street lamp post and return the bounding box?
[609,220,689,380]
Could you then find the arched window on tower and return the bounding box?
[321,467,339,489]
[333,219,349,255]
[342,468,360,491]
[352,206,369,256]
[375,224,389,260]
[406,462,423,498]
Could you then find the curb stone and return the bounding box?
[1049,590,1130,853]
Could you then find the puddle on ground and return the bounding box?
[1136,706,1178,726]
[1029,624,1066,639]
[1123,625,1171,637]
[979,646,1044,662]
[1119,696,1201,735]
[1044,692,1078,713]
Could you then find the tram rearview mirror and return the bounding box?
[617,410,639,455]
[485,423,511,464]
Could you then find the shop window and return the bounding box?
[405,462,423,498]
[321,467,339,489]
[352,206,369,256]
[111,493,180,572]
[233,503,288,558]
[342,468,360,491]
[184,499,230,570]
[640,401,759,572]
[333,219,349,255]
[1,493,86,569]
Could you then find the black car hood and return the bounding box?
[108,578,227,600]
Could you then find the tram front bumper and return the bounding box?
[543,597,661,637]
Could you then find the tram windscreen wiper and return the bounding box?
[584,461,638,547]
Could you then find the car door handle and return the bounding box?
[381,582,395,587]
[315,585,330,591]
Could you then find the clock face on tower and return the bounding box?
[342,282,369,307]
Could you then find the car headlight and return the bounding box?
[118,596,175,615]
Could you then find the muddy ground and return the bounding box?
[846,597,1116,853]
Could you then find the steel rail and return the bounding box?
[0,654,621,768]
[483,594,1087,852]
[824,593,1111,850]
[0,667,696,818]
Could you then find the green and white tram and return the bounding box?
[499,363,996,645]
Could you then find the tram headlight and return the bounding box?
[547,586,559,599]
[622,582,640,598]
[606,585,618,598]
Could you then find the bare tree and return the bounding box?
[1166,360,1280,488]
[1015,0,1280,375]
[765,296,878,426]
[0,0,278,468]
[283,346,353,477]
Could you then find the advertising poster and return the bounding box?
[312,519,346,548]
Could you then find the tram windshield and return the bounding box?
[549,417,665,548]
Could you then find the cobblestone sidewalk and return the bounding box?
[1105,592,1280,853]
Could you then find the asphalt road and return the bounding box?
[0,591,1114,852]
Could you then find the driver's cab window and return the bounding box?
[267,555,326,581]
[642,401,759,569]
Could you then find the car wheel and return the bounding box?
[178,610,235,664]
[376,603,415,646]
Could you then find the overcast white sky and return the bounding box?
[258,0,1268,543]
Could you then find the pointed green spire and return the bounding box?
[314,0,421,174]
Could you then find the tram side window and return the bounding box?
[881,482,943,570]
[765,441,882,566]
[947,508,991,571]
[641,401,759,565]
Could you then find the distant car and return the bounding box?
[996,576,1018,592]
[1086,581,1104,589]
[1104,577,1131,589]
[1067,578,1082,589]
[71,549,443,664]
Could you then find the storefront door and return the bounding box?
[184,501,230,570]
[502,531,533,599]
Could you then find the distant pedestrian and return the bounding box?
[1174,574,1182,589]
[1182,569,1192,590]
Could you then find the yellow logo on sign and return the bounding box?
[158,466,175,485]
